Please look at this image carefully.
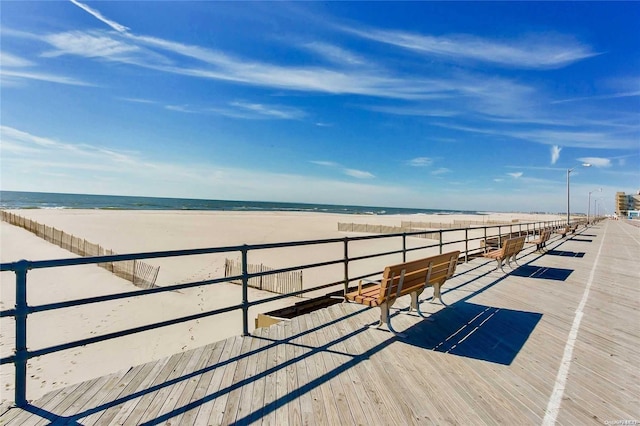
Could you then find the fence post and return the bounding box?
[343,238,349,298]
[241,246,249,336]
[14,260,29,407]
[132,259,137,285]
[439,230,443,254]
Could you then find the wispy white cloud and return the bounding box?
[69,0,130,33]
[302,42,367,66]
[120,97,157,104]
[29,18,539,108]
[435,122,638,150]
[364,105,458,117]
[165,105,198,114]
[345,28,598,69]
[34,29,446,100]
[164,101,305,120]
[407,157,433,167]
[431,168,451,175]
[508,172,523,178]
[577,157,612,168]
[0,49,91,86]
[312,160,375,179]
[229,101,306,120]
[16,1,551,113]
[41,31,164,65]
[0,69,92,86]
[551,145,562,164]
[0,125,141,170]
[344,169,375,179]
[552,90,640,104]
[311,160,340,167]
[0,51,34,67]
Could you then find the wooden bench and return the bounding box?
[481,231,529,250]
[557,223,578,238]
[345,250,460,334]
[482,235,526,271]
[527,229,551,252]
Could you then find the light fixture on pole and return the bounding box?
[588,187,602,225]
[567,163,591,225]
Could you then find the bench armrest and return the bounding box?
[358,278,379,295]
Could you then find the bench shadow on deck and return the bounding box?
[400,302,542,365]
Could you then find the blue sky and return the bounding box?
[1,1,638,213]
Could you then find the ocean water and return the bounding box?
[0,190,481,216]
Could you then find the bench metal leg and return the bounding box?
[370,303,405,336]
[410,291,434,321]
[431,283,446,306]
[408,289,428,313]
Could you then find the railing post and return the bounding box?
[498,225,502,246]
[241,246,249,336]
[14,259,29,407]
[464,228,468,262]
[343,238,349,297]
[438,230,443,254]
[402,233,407,262]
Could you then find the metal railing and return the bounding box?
[0,218,569,406]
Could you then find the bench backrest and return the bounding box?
[377,250,460,305]
[541,229,551,242]
[503,235,526,257]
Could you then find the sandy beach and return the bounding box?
[0,209,563,403]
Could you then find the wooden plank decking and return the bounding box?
[1,220,638,425]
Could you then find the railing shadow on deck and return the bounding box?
[9,304,385,425]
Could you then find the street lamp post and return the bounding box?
[588,188,602,225]
[567,163,591,225]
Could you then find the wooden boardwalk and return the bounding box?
[1,220,638,425]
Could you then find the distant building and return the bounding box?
[615,191,640,218]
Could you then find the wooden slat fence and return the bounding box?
[1,210,159,289]
[401,219,517,229]
[337,223,439,239]
[224,258,303,297]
